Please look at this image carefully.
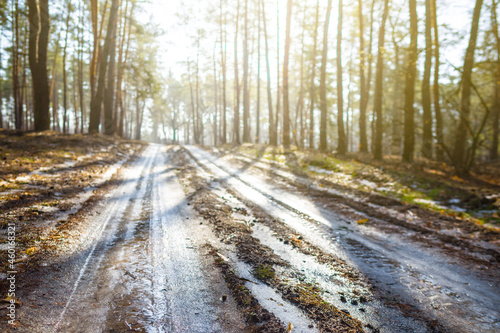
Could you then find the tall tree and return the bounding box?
[242,0,250,142]
[491,0,500,161]
[234,0,241,144]
[402,0,418,162]
[62,0,72,134]
[28,0,50,131]
[319,0,333,152]
[13,0,23,130]
[431,0,444,161]
[282,0,292,148]
[104,23,117,135]
[357,0,367,152]
[262,0,276,145]
[256,0,261,143]
[220,0,227,144]
[452,0,484,174]
[421,0,433,159]
[309,0,320,149]
[89,0,120,133]
[275,0,281,143]
[373,0,390,160]
[336,0,346,155]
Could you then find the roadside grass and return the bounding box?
[218,144,500,230]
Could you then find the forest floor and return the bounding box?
[0,131,144,307]
[0,135,499,332]
[218,144,500,231]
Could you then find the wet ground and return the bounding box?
[3,144,500,332]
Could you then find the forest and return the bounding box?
[1,0,500,332]
[0,0,497,175]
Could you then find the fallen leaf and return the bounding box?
[26,247,38,255]
[286,322,294,332]
[357,219,368,225]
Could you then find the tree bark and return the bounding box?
[373,0,390,160]
[422,0,433,159]
[402,0,418,162]
[491,0,500,161]
[275,0,281,144]
[319,0,333,152]
[89,0,120,134]
[282,0,292,148]
[104,22,117,135]
[431,0,444,161]
[234,0,241,144]
[358,0,367,152]
[242,0,250,142]
[336,0,346,155]
[452,0,483,174]
[262,0,275,145]
[220,0,227,144]
[256,0,261,143]
[13,0,23,130]
[62,0,72,134]
[28,0,50,131]
[309,0,320,149]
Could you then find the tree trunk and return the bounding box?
[452,0,483,174]
[491,0,500,161]
[242,0,250,143]
[373,0,390,160]
[282,0,292,148]
[358,0,366,152]
[28,0,50,131]
[362,0,376,152]
[234,0,241,144]
[13,0,23,131]
[262,0,275,145]
[402,0,418,162]
[392,39,401,155]
[309,0,320,149]
[90,0,99,100]
[319,0,333,152]
[62,0,72,134]
[275,1,281,144]
[213,40,219,146]
[89,0,120,134]
[422,0,433,159]
[78,0,86,134]
[220,0,227,144]
[296,4,307,148]
[256,0,261,143]
[117,0,133,137]
[104,25,117,135]
[431,0,444,161]
[336,0,346,155]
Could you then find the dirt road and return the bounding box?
[6,144,500,332]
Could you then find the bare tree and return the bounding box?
[282,0,293,148]
[452,0,484,174]
[402,0,418,162]
[373,0,390,160]
[422,0,433,158]
[28,0,50,131]
[319,0,333,152]
[336,0,346,155]
[262,0,276,145]
[309,0,320,149]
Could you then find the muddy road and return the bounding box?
[5,144,500,332]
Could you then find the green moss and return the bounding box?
[253,264,275,280]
